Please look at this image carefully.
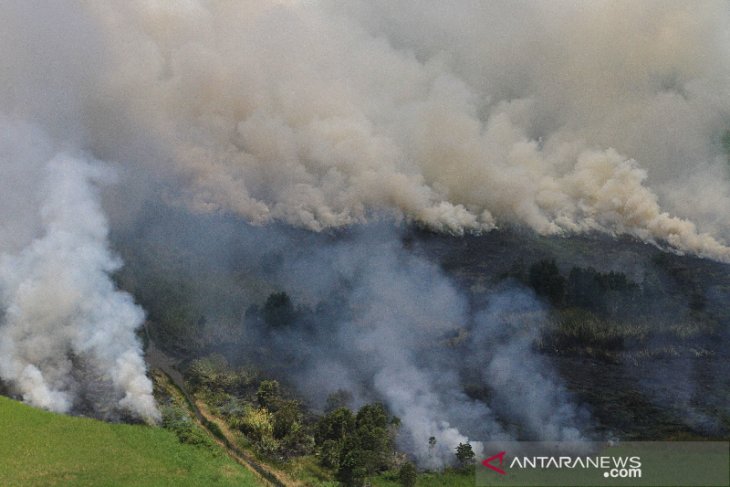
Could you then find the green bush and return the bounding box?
[233,404,274,442]
[316,403,399,485]
[399,462,417,487]
[161,405,216,449]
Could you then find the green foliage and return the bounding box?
[0,396,259,486]
[325,389,353,413]
[317,407,356,443]
[257,380,282,410]
[161,405,216,449]
[372,468,475,487]
[229,389,314,459]
[337,447,370,487]
[280,422,316,457]
[271,399,315,458]
[527,260,642,315]
[528,259,565,306]
[540,309,649,355]
[455,443,475,468]
[187,354,238,392]
[316,407,356,468]
[233,404,274,442]
[398,462,417,487]
[320,439,344,469]
[273,400,301,439]
[316,403,398,486]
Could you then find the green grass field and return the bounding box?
[372,468,474,487]
[0,396,262,487]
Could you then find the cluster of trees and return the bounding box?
[507,259,640,316]
[186,355,314,458]
[513,254,718,323]
[316,403,400,486]
[185,354,481,486]
[186,355,405,485]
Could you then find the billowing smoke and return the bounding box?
[2,0,729,451]
[471,292,587,442]
[219,224,589,467]
[74,0,730,260]
[0,120,158,422]
[4,1,730,248]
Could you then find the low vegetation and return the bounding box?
[0,395,260,487]
[184,355,408,486]
[113,229,730,486]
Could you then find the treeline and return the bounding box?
[183,353,478,486]
[508,253,720,321]
[503,257,724,359]
[506,259,641,317]
[184,355,413,486]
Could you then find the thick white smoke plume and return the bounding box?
[64,0,730,261]
[0,121,158,422]
[235,227,588,467]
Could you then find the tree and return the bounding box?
[566,266,603,309]
[325,389,353,413]
[337,446,368,487]
[317,407,356,444]
[529,259,565,306]
[398,462,417,487]
[428,436,436,450]
[257,380,281,410]
[315,407,356,469]
[262,292,296,328]
[317,403,397,485]
[455,442,475,468]
[273,400,301,439]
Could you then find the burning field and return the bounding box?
[1,1,729,484]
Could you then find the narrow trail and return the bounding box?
[143,325,296,487]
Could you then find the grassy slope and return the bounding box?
[0,396,262,487]
[372,469,474,487]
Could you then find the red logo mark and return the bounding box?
[482,451,507,475]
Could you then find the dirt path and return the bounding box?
[143,324,297,487]
[195,400,301,487]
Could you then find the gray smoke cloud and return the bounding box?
[71,0,730,260]
[471,292,588,442]
[3,1,730,250]
[0,119,158,422]
[224,225,588,467]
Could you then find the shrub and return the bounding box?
[399,462,417,487]
[161,405,215,449]
[234,405,274,442]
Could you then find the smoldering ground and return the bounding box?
[113,210,593,467]
[1,0,730,459]
[112,206,730,468]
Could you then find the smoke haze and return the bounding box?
[83,0,730,259]
[0,120,158,421]
[1,0,729,458]
[197,223,591,467]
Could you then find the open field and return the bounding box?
[0,396,261,487]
